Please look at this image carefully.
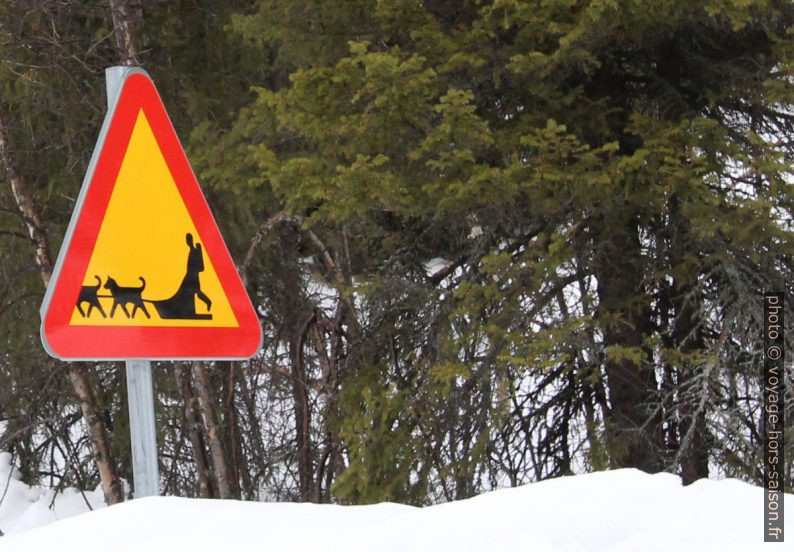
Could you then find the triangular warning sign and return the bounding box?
[41,68,262,360]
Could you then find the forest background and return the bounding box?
[1,0,793,506]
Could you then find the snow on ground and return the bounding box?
[0,452,105,536]
[0,457,790,551]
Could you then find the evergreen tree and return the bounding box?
[227,0,794,500]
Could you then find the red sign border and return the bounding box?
[40,70,262,360]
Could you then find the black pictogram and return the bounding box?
[152,233,212,320]
[75,233,213,320]
[105,276,150,318]
[76,275,107,318]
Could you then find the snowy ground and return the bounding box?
[1,451,789,551]
[0,452,106,536]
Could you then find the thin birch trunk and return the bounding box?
[176,364,213,498]
[108,0,140,66]
[191,362,233,499]
[69,365,125,503]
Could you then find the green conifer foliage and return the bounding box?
[230,0,794,501]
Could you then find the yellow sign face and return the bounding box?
[70,110,238,328]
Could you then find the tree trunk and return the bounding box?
[290,313,314,501]
[221,361,247,499]
[674,315,710,484]
[237,367,269,497]
[275,228,315,501]
[191,362,233,499]
[668,200,710,484]
[595,218,664,473]
[175,364,213,498]
[1,101,123,505]
[107,0,140,66]
[69,365,125,504]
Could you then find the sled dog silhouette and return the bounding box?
[104,276,151,319]
[76,275,106,318]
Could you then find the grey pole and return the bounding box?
[106,66,160,498]
[125,359,160,497]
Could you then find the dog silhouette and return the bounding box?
[104,276,150,319]
[76,275,106,318]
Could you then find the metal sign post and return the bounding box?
[110,68,159,499]
[125,359,159,497]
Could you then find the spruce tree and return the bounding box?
[228,0,794,499]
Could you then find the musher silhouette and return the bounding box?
[153,233,212,320]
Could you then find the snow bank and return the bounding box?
[0,452,105,536]
[2,468,788,551]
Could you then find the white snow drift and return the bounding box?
[0,452,789,551]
